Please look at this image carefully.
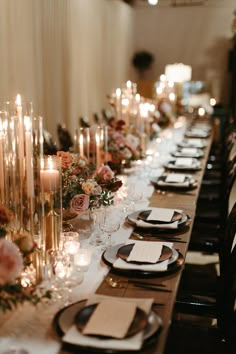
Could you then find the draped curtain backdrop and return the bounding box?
[0,0,134,140]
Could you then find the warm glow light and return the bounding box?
[156,87,163,95]
[160,74,166,82]
[126,80,132,89]
[198,107,205,116]
[169,92,176,101]
[149,104,156,112]
[15,94,22,106]
[135,93,141,102]
[165,63,192,83]
[24,116,31,132]
[122,98,129,106]
[210,98,216,106]
[148,0,158,5]
[116,88,121,97]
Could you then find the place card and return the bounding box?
[127,241,163,263]
[165,174,186,183]
[147,207,174,222]
[175,158,193,167]
[82,299,137,339]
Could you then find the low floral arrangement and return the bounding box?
[106,119,142,173]
[57,151,122,218]
[0,205,51,312]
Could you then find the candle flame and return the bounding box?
[24,116,31,132]
[16,94,22,106]
[116,88,121,97]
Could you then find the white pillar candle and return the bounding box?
[40,157,60,193]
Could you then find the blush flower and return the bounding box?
[57,151,73,168]
[70,194,89,213]
[0,239,23,286]
[96,165,114,182]
[82,180,102,195]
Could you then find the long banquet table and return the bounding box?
[0,117,213,354]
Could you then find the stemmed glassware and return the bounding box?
[98,206,121,248]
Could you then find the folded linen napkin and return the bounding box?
[113,240,173,272]
[127,241,163,263]
[63,294,153,351]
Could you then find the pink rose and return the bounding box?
[0,238,23,285]
[70,194,90,213]
[57,151,73,168]
[96,165,114,182]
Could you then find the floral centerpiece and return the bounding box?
[106,119,142,173]
[0,205,51,312]
[57,151,122,219]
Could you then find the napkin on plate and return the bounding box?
[113,240,173,272]
[62,294,153,351]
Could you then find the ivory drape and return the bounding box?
[0,0,134,141]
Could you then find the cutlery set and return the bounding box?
[131,231,186,243]
[106,277,171,293]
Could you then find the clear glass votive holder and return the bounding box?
[74,248,92,272]
[62,231,80,261]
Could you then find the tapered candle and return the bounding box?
[24,116,34,197]
[95,130,101,170]
[0,129,5,203]
[15,94,25,181]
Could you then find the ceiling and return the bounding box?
[121,0,230,7]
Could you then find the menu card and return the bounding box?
[113,240,173,272]
[181,148,198,155]
[165,174,186,183]
[127,241,163,263]
[146,207,174,222]
[82,299,137,338]
[187,139,203,147]
[175,158,193,167]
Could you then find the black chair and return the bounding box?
[189,160,236,254]
[57,124,73,152]
[43,129,57,155]
[165,204,236,353]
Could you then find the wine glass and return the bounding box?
[98,207,120,248]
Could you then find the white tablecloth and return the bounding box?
[0,119,187,354]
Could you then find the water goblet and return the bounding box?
[98,207,120,248]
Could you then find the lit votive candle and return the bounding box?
[74,249,92,272]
